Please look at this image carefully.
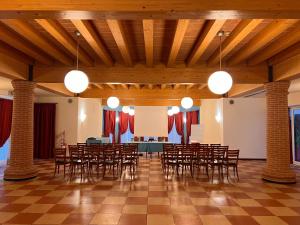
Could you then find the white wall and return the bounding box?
[199,99,223,144]
[289,92,300,107]
[77,98,102,143]
[222,98,267,159]
[35,97,102,146]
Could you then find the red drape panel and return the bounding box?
[34,103,56,159]
[0,98,13,147]
[168,115,175,134]
[103,110,116,143]
[175,112,184,144]
[186,110,199,143]
[118,112,129,143]
[128,115,134,134]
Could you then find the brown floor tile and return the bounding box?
[280,216,300,225]
[33,213,69,224]
[98,204,124,213]
[242,207,274,216]
[268,193,293,199]
[62,213,94,224]
[147,214,174,225]
[253,216,288,225]
[123,205,147,214]
[199,215,232,225]
[173,214,203,225]
[226,215,260,225]
[90,213,121,224]
[36,197,62,204]
[148,191,168,197]
[7,213,42,224]
[147,205,171,214]
[0,204,31,212]
[256,199,285,207]
[47,204,76,213]
[118,214,147,225]
[196,206,222,215]
[126,197,148,205]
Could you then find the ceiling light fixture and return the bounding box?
[171,106,180,114]
[181,97,193,109]
[129,108,135,116]
[64,31,89,93]
[122,106,130,114]
[107,96,120,109]
[208,31,233,95]
[167,109,174,116]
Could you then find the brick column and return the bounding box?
[4,80,37,180]
[262,81,296,183]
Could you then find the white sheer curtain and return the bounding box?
[168,120,181,144]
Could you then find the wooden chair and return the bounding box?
[210,147,227,181]
[223,150,240,181]
[69,148,88,179]
[120,146,137,179]
[87,145,103,177]
[165,148,179,179]
[193,147,209,178]
[178,146,194,177]
[53,148,69,177]
[161,143,174,171]
[102,145,119,178]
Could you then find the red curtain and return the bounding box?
[103,110,116,143]
[0,98,13,147]
[129,115,134,134]
[175,112,184,144]
[118,112,129,143]
[168,115,175,133]
[186,110,199,143]
[34,103,56,159]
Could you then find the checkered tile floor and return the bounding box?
[1,157,300,225]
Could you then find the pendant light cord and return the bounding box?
[76,35,79,70]
[219,34,222,71]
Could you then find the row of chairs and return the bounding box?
[161,144,239,181]
[54,143,139,179]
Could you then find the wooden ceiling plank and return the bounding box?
[120,83,128,89]
[148,84,153,89]
[2,1,300,19]
[0,41,34,65]
[37,83,73,96]
[34,63,267,84]
[102,98,201,106]
[248,22,300,65]
[187,20,226,67]
[0,22,53,65]
[71,20,113,66]
[81,87,217,99]
[93,83,104,89]
[198,84,207,90]
[208,19,263,65]
[273,53,300,81]
[186,84,195,89]
[36,19,93,66]
[269,42,300,65]
[167,19,189,67]
[174,84,180,89]
[106,19,132,66]
[1,19,73,65]
[228,19,298,65]
[143,19,154,67]
[161,84,167,89]
[228,84,264,97]
[106,83,116,89]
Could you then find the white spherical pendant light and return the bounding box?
[107,97,120,109]
[64,70,89,93]
[129,108,135,116]
[208,71,233,95]
[181,97,193,109]
[167,109,174,116]
[171,106,180,114]
[122,106,130,113]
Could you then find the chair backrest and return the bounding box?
[163,143,174,151]
[212,149,226,163]
[54,148,66,162]
[226,149,240,164]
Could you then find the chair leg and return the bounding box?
[235,166,239,181]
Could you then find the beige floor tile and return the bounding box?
[147,214,174,225]
[90,213,121,224]
[33,213,69,224]
[0,212,18,223]
[218,206,249,215]
[122,205,147,214]
[148,197,170,205]
[128,191,148,197]
[12,196,41,204]
[234,199,262,207]
[5,190,32,196]
[22,204,54,213]
[266,207,299,216]
[102,197,127,205]
[171,205,197,214]
[200,215,231,225]
[253,216,288,225]
[36,185,59,190]
[91,191,110,197]
[277,199,300,207]
[57,197,80,204]
[287,193,300,199]
[190,198,213,206]
[246,192,272,199]
[46,190,71,197]
[72,204,101,214]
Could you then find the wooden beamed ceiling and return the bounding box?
[1,15,300,100]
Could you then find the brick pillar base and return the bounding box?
[262,81,296,183]
[4,80,37,180]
